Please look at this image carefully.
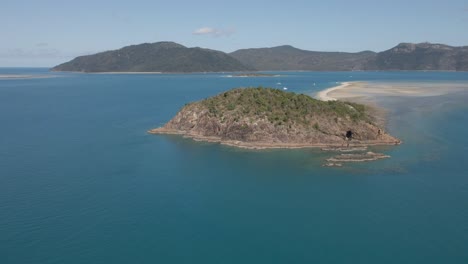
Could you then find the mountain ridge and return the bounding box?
[369,42,468,71]
[230,42,468,71]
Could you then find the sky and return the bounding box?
[1,0,467,67]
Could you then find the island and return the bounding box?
[149,87,400,150]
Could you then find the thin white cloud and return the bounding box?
[193,27,216,35]
[193,27,235,37]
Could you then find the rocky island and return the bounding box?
[149,87,399,150]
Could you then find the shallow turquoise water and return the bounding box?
[1,69,468,263]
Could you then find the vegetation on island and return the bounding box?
[150,87,399,148]
[199,87,369,126]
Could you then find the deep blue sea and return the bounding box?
[1,68,468,263]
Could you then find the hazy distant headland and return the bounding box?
[51,41,468,73]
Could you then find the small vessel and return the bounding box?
[283,87,288,90]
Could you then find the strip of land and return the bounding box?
[315,82,351,101]
[0,74,52,80]
[316,81,468,102]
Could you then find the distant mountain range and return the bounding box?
[52,42,468,72]
[231,43,468,71]
[230,45,376,71]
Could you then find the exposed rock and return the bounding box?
[321,146,368,152]
[323,163,343,167]
[326,152,390,163]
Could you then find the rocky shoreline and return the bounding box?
[148,127,400,150]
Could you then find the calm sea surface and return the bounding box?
[1,68,468,263]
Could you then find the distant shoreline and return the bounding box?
[49,70,468,74]
[49,71,163,74]
[91,72,163,74]
[0,74,53,80]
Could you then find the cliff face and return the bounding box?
[149,88,399,148]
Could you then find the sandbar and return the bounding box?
[315,82,351,101]
[316,81,468,103]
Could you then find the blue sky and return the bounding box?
[1,0,467,67]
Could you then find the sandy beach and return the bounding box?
[316,81,468,102]
[315,82,351,101]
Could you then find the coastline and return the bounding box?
[91,72,163,74]
[148,128,400,150]
[49,71,164,74]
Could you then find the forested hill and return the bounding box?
[51,42,253,73]
[230,42,468,71]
